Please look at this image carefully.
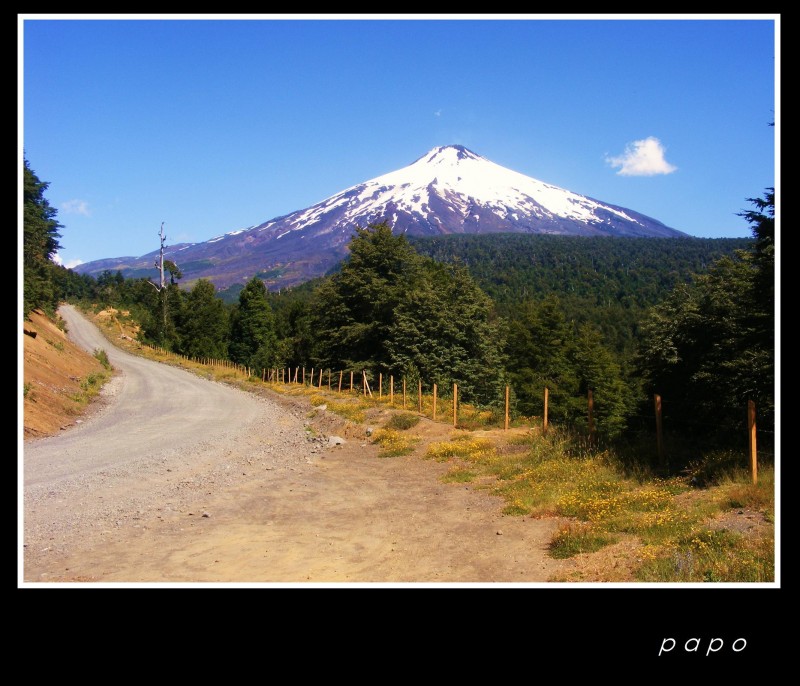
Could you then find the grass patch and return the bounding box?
[715,466,774,515]
[635,528,774,582]
[23,382,32,399]
[326,399,370,424]
[425,434,496,462]
[683,449,751,487]
[81,372,104,391]
[505,430,538,445]
[46,338,65,352]
[68,370,112,408]
[456,405,503,430]
[441,467,477,483]
[93,348,112,370]
[213,370,243,383]
[371,428,418,457]
[423,425,774,582]
[385,412,420,430]
[549,522,616,559]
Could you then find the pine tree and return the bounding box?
[176,279,229,359]
[387,260,503,404]
[311,222,421,371]
[311,222,503,404]
[229,277,279,370]
[635,190,775,448]
[571,322,632,439]
[504,296,579,420]
[23,157,62,317]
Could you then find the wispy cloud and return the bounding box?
[61,199,91,216]
[51,252,83,268]
[434,109,442,117]
[606,137,677,176]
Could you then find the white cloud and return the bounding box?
[606,137,677,176]
[434,109,442,117]
[61,199,91,216]
[52,252,83,268]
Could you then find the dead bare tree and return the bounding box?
[147,222,170,337]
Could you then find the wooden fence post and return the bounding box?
[453,383,458,427]
[379,373,382,399]
[748,399,758,485]
[403,379,407,409]
[363,371,372,397]
[350,371,354,393]
[328,369,331,390]
[338,370,343,393]
[543,386,548,435]
[390,375,394,405]
[418,380,422,413]
[433,383,437,421]
[587,389,595,448]
[318,368,323,389]
[505,385,510,430]
[654,393,665,469]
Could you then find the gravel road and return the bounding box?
[22,305,562,585]
[22,304,318,581]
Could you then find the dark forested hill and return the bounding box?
[214,233,751,359]
[408,234,752,355]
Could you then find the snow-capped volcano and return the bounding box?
[75,145,686,289]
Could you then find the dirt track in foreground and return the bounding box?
[22,305,567,585]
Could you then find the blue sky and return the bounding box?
[20,14,778,269]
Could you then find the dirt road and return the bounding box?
[21,305,564,585]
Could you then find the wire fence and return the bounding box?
[139,344,772,483]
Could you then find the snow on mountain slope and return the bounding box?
[75,145,686,289]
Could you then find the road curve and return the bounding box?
[22,306,566,585]
[24,304,269,487]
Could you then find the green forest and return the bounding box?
[24,155,775,476]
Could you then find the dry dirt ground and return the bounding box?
[22,307,769,587]
[24,306,611,585]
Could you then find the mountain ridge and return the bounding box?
[75,145,687,290]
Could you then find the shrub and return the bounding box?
[549,522,615,559]
[94,348,112,370]
[371,428,418,457]
[385,412,420,430]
